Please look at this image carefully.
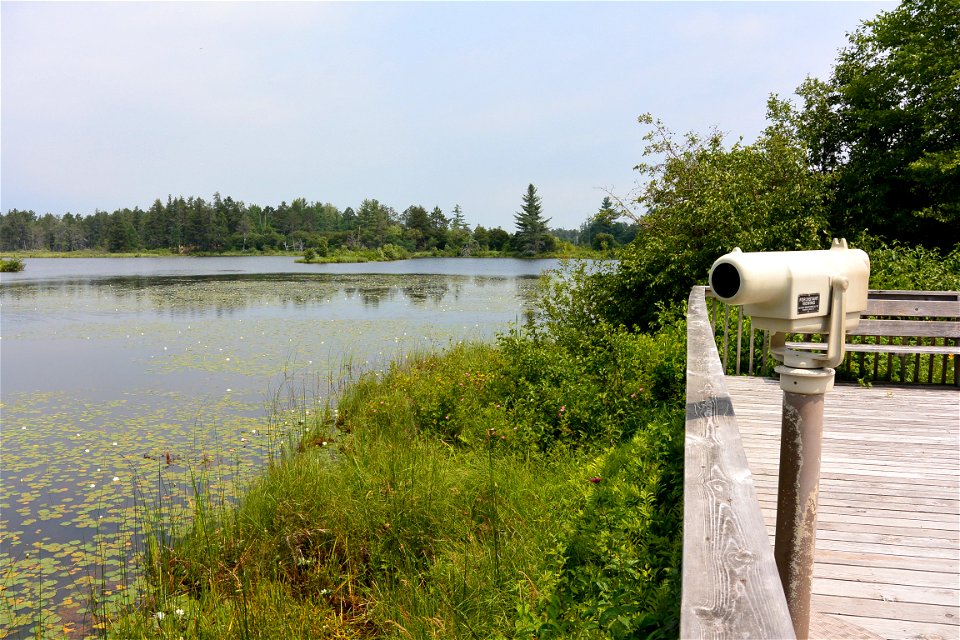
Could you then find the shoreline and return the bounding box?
[4,248,607,261]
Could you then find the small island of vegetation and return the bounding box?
[0,256,25,272]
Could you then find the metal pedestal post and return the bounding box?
[773,365,834,640]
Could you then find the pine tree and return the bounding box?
[513,184,551,255]
[451,204,470,231]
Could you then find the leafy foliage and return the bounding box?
[859,236,960,290]
[794,0,960,247]
[516,411,683,640]
[581,109,831,330]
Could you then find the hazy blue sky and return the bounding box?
[2,1,893,231]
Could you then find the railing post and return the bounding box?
[722,303,730,373]
[735,306,744,375]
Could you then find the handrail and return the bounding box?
[682,286,795,639]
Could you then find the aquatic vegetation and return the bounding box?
[0,266,540,637]
[0,257,25,272]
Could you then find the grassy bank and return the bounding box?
[109,304,686,638]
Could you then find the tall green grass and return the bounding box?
[108,318,686,638]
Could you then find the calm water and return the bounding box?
[0,256,558,637]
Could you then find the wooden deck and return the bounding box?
[726,375,960,640]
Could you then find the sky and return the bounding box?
[1,1,894,231]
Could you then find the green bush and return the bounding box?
[377,243,410,261]
[517,409,684,639]
[859,237,960,291]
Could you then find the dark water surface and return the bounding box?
[0,256,557,636]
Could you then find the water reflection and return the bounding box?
[1,273,538,318]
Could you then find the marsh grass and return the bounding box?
[105,345,584,637]
[103,319,685,639]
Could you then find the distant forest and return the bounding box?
[0,193,638,256]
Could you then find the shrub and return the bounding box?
[378,243,410,261]
[517,409,684,639]
[858,237,960,291]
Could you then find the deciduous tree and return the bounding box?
[795,0,959,247]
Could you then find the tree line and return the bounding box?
[0,186,639,256]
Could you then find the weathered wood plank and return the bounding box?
[814,521,959,543]
[751,466,959,485]
[816,528,960,550]
[850,319,960,339]
[814,577,958,606]
[794,538,959,559]
[866,290,959,301]
[828,615,959,640]
[811,594,957,625]
[816,548,960,574]
[755,500,960,526]
[812,563,960,589]
[844,342,959,355]
[757,461,958,482]
[810,613,884,640]
[866,298,960,317]
[747,454,960,475]
[681,287,795,639]
[753,499,960,525]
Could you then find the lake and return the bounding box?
[0,256,560,637]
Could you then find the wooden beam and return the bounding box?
[682,286,796,639]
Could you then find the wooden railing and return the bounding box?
[709,290,960,385]
[682,286,795,639]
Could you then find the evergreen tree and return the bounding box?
[106,210,141,252]
[451,204,470,231]
[356,199,390,248]
[513,184,551,255]
[144,199,168,249]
